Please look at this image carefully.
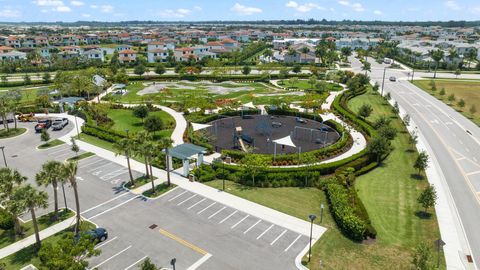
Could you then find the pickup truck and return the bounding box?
[52,118,69,131]
[34,119,52,133]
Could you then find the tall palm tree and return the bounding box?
[134,131,153,178]
[35,160,65,221]
[63,161,81,236]
[361,61,371,75]
[12,185,48,249]
[0,168,26,236]
[429,49,444,79]
[114,138,135,186]
[142,141,158,194]
[158,137,174,186]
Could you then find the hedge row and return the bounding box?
[128,73,312,82]
[81,123,125,143]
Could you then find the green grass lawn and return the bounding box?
[0,210,74,250]
[77,133,116,152]
[205,88,444,269]
[142,183,177,198]
[0,128,27,139]
[413,79,480,126]
[0,220,95,270]
[66,152,95,162]
[279,79,343,91]
[38,139,65,149]
[107,108,174,137]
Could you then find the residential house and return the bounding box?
[118,49,137,63]
[174,47,196,62]
[83,49,104,61]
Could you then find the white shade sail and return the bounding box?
[242,102,256,109]
[192,122,212,132]
[273,135,296,148]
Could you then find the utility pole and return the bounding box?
[0,146,7,167]
[381,67,387,96]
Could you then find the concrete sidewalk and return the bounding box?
[0,217,76,259]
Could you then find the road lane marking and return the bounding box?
[159,229,208,255]
[124,256,148,270]
[187,198,206,210]
[197,202,216,214]
[457,157,466,161]
[91,245,131,269]
[168,190,188,202]
[219,210,238,224]
[208,206,226,219]
[243,220,261,234]
[284,234,302,252]
[81,192,130,214]
[256,224,274,240]
[186,253,212,270]
[466,171,480,177]
[178,194,197,206]
[231,215,249,229]
[270,229,287,245]
[88,196,139,219]
[95,236,118,249]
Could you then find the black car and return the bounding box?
[77,228,108,243]
[34,119,52,133]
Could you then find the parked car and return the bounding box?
[389,76,397,82]
[34,119,52,133]
[76,228,108,243]
[52,118,69,131]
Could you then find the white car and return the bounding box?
[389,76,397,82]
[52,118,69,130]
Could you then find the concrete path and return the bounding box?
[0,217,76,259]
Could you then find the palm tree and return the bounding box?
[63,161,81,236]
[142,141,158,194]
[134,131,153,178]
[35,161,65,221]
[361,61,371,75]
[158,137,173,186]
[0,168,26,235]
[113,138,135,186]
[12,185,48,249]
[429,49,444,79]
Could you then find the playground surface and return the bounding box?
[204,115,340,154]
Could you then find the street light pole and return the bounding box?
[308,214,317,262]
[171,258,176,270]
[74,115,80,139]
[411,68,415,82]
[0,146,7,167]
[381,67,387,96]
[320,204,324,223]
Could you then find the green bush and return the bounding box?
[81,123,125,143]
[0,208,15,230]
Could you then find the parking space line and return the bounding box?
[87,162,113,172]
[256,224,274,240]
[95,236,118,249]
[47,147,70,155]
[99,168,127,179]
[78,158,102,168]
[208,206,226,219]
[284,234,302,252]
[178,194,197,206]
[197,202,216,214]
[159,229,208,255]
[124,256,148,270]
[270,229,287,245]
[88,196,139,219]
[231,215,249,229]
[168,190,188,202]
[91,245,132,269]
[187,198,206,210]
[219,210,237,224]
[81,192,130,214]
[186,253,212,270]
[243,220,261,234]
[466,170,480,177]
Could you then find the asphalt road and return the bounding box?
[350,56,480,268]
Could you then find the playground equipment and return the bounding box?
[233,126,254,152]
[17,113,35,122]
[255,115,273,137]
[293,126,328,145]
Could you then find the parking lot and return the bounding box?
[89,187,310,270]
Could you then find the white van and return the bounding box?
[383,58,392,64]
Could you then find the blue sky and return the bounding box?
[0,0,479,22]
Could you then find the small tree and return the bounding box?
[134,64,146,76]
[417,185,437,215]
[457,99,465,109]
[454,68,461,79]
[409,132,418,147]
[414,151,429,174]
[378,125,397,140]
[42,72,51,83]
[384,92,391,101]
[439,87,446,97]
[241,155,269,187]
[242,65,251,75]
[447,93,455,103]
[403,114,411,127]
[70,137,80,157]
[140,258,159,270]
[133,105,149,123]
[292,64,302,74]
[23,74,31,85]
[358,104,373,119]
[367,137,390,163]
[144,115,164,135]
[41,129,50,145]
[154,63,166,75]
[411,242,434,270]
[470,104,477,115]
[393,101,400,114]
[430,81,437,92]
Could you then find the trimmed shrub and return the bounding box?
[0,208,15,230]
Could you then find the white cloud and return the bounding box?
[472,6,480,14]
[338,0,364,12]
[81,13,91,17]
[33,0,64,6]
[55,5,71,12]
[444,1,460,10]
[159,8,192,18]
[193,6,202,11]
[373,10,383,15]
[0,8,21,18]
[70,0,84,6]
[90,4,98,9]
[231,3,262,15]
[100,4,113,13]
[285,1,325,12]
